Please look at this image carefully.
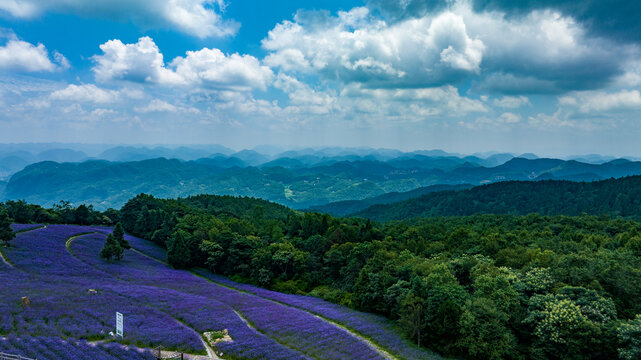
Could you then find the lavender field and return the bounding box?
[0,224,440,360]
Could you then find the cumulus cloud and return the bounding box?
[92,37,183,84]
[498,112,521,123]
[91,108,118,117]
[371,0,641,44]
[50,84,120,103]
[0,0,238,38]
[274,74,338,115]
[172,48,274,91]
[0,38,69,72]
[263,3,626,93]
[469,0,641,43]
[340,83,488,117]
[559,90,641,113]
[493,95,530,108]
[93,37,273,90]
[263,7,484,88]
[134,99,200,114]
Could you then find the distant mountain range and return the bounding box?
[352,175,641,221]
[4,149,641,210]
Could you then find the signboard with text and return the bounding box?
[116,312,123,337]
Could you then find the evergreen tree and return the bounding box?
[113,222,130,249]
[100,234,123,261]
[0,210,15,246]
[168,231,191,268]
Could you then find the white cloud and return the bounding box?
[559,90,641,112]
[498,112,521,123]
[91,108,118,117]
[0,39,68,72]
[340,83,488,118]
[50,84,121,103]
[262,3,624,93]
[461,111,522,130]
[93,37,273,90]
[263,7,484,88]
[172,48,274,91]
[493,96,530,108]
[0,0,238,38]
[93,37,183,85]
[458,4,623,92]
[528,109,579,128]
[274,73,337,115]
[135,99,200,114]
[135,99,178,113]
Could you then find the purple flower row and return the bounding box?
[199,272,442,360]
[10,224,44,232]
[71,231,382,359]
[0,335,157,360]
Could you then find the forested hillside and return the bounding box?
[355,176,641,221]
[104,194,641,360]
[310,184,473,216]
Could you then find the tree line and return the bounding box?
[120,194,641,360]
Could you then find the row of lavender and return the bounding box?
[1,226,205,353]
[9,224,43,232]
[72,232,382,360]
[124,228,441,360]
[0,335,156,360]
[3,225,391,360]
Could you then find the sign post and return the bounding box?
[116,312,123,338]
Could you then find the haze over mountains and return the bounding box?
[1,144,641,211]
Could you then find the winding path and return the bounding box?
[133,245,397,360]
[0,248,13,268]
[68,230,395,360]
[66,233,220,359]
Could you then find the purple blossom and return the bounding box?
[0,225,439,360]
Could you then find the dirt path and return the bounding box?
[132,246,397,360]
[0,248,13,268]
[65,231,99,250]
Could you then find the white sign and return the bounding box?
[116,312,123,337]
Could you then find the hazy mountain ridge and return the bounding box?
[6,153,641,210]
[354,175,641,221]
[310,184,474,216]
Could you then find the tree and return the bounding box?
[100,234,123,261]
[457,297,517,360]
[528,298,599,359]
[399,294,426,347]
[113,222,130,249]
[0,210,15,246]
[618,315,641,360]
[74,204,91,225]
[168,231,191,269]
[200,240,224,272]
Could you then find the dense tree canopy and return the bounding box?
[118,193,641,359]
[356,176,641,221]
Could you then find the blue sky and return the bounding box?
[0,0,640,156]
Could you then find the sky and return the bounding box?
[0,0,640,156]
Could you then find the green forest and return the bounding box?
[2,188,641,359]
[356,176,641,221]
